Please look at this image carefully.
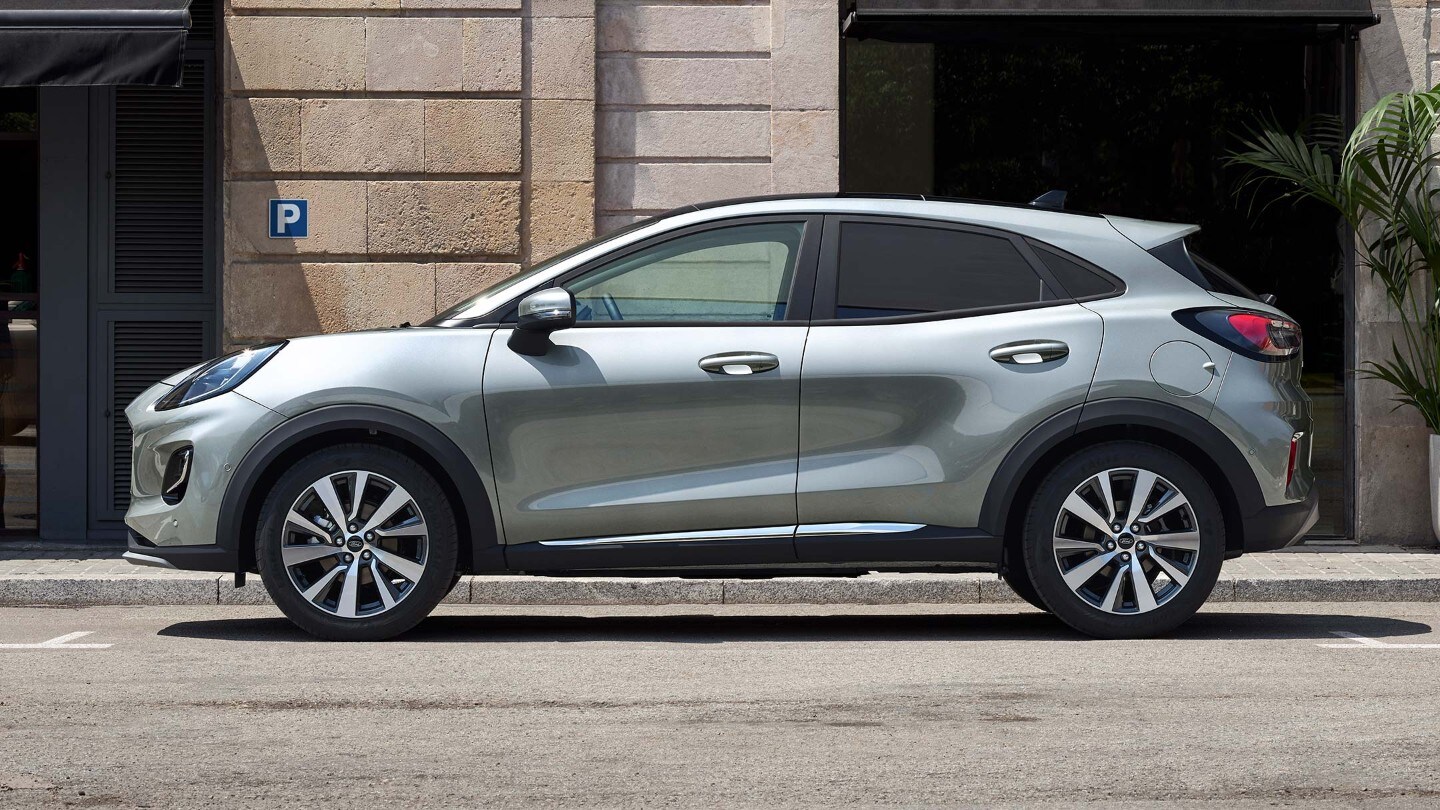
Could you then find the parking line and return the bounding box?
[0,631,111,650]
[1318,631,1440,649]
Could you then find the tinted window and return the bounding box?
[1029,242,1121,298]
[567,222,804,323]
[835,222,1052,319]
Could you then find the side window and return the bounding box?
[835,222,1054,320]
[1028,241,1123,299]
[566,222,805,323]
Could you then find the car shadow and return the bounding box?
[156,609,1435,644]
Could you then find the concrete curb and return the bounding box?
[1,573,1438,607]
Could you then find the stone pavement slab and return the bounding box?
[0,544,1436,606]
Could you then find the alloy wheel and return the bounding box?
[1051,467,1200,615]
[280,470,429,619]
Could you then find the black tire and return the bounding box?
[256,444,458,641]
[1000,565,1050,613]
[1021,441,1224,639]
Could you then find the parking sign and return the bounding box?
[269,198,309,238]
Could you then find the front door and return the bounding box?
[483,217,821,563]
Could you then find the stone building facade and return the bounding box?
[221,0,838,343]
[192,0,1440,544]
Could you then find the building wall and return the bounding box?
[1354,0,1434,542]
[221,0,598,344]
[594,0,840,233]
[221,0,838,345]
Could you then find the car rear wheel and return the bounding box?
[1021,441,1224,639]
[256,444,458,641]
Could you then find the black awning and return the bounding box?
[845,0,1381,42]
[0,1,191,87]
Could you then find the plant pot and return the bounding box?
[1431,434,1440,543]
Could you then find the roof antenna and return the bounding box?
[1030,190,1067,210]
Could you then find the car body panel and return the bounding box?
[481,325,808,545]
[797,303,1103,529]
[228,327,506,540]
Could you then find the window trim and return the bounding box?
[486,214,825,328]
[1019,237,1126,303]
[810,214,1075,325]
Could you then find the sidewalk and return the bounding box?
[1,545,1438,606]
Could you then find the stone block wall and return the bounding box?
[1352,0,1436,542]
[595,0,840,233]
[222,0,596,344]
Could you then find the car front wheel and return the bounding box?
[256,444,458,641]
[1021,441,1224,639]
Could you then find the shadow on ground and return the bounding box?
[156,610,1434,644]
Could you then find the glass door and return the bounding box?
[0,88,39,534]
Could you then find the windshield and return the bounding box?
[425,217,660,325]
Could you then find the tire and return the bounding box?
[1021,441,1224,639]
[1000,565,1050,613]
[256,444,458,641]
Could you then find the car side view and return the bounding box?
[122,194,1317,641]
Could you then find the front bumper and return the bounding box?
[123,381,286,562]
[1237,487,1320,555]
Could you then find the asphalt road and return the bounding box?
[2,603,1439,808]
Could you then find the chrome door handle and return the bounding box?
[989,340,1069,365]
[698,352,780,376]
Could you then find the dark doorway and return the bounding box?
[0,88,39,534]
[844,28,1350,537]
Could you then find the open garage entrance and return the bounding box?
[842,3,1375,537]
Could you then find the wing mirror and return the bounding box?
[509,288,576,356]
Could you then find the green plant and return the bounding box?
[1229,86,1440,431]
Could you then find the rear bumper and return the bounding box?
[126,530,237,573]
[1238,488,1320,555]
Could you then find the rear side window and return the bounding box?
[1028,241,1123,299]
[1149,238,1258,300]
[835,222,1055,319]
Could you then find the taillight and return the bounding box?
[1175,309,1302,362]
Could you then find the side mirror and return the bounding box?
[509,288,575,356]
[516,288,576,333]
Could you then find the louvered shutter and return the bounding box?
[103,320,208,512]
[91,50,216,525]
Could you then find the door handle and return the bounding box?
[698,352,780,376]
[989,340,1069,365]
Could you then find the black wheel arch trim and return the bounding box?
[216,404,504,576]
[979,397,1271,552]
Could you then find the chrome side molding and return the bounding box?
[537,522,928,547]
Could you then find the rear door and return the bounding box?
[796,215,1104,562]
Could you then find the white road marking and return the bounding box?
[0,631,111,650]
[1319,631,1440,649]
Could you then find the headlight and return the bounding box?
[156,341,285,411]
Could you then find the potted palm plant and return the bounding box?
[1229,86,1440,540]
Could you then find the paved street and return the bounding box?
[2,603,1440,807]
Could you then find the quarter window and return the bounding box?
[1029,241,1122,299]
[567,222,805,323]
[834,222,1054,319]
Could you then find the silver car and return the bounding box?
[123,194,1317,640]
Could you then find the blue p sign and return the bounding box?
[268,198,308,239]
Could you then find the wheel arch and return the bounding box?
[980,398,1264,567]
[219,404,504,576]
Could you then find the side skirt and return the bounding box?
[503,524,1002,574]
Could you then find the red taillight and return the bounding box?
[1225,312,1302,358]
